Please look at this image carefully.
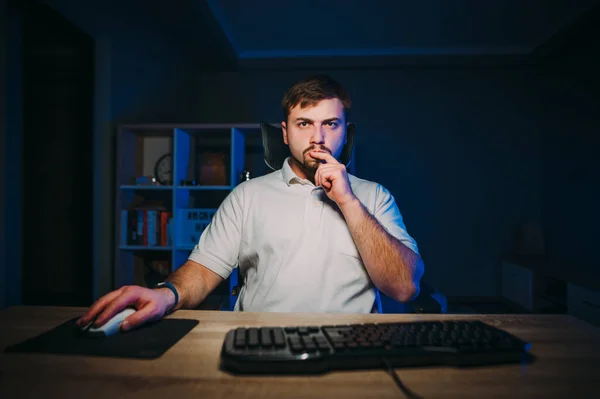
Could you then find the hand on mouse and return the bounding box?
[75,285,176,332]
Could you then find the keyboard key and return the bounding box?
[248,328,259,347]
[304,342,317,352]
[234,328,246,340]
[234,341,245,349]
[273,328,286,347]
[332,342,345,350]
[297,327,309,335]
[234,328,246,348]
[315,338,330,351]
[260,328,272,347]
[289,342,304,353]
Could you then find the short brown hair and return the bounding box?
[281,74,351,121]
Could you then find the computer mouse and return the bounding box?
[80,307,136,338]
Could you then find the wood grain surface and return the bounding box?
[1,306,599,399]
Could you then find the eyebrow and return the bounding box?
[293,117,342,124]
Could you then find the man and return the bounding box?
[77,74,424,332]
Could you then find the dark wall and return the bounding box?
[3,0,24,308]
[43,0,206,124]
[540,12,600,274]
[109,38,199,123]
[1,0,7,309]
[189,68,543,298]
[20,2,94,306]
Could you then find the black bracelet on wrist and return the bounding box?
[154,281,179,314]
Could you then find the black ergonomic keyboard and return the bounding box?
[220,320,532,374]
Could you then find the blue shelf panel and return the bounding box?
[175,185,232,190]
[120,185,173,190]
[120,245,173,251]
[176,246,196,251]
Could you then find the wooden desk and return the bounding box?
[1,307,599,398]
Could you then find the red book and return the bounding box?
[160,211,169,247]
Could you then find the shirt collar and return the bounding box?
[281,157,315,187]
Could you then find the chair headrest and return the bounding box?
[260,122,355,171]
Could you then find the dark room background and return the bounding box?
[2,0,599,311]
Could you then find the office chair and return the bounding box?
[259,122,446,314]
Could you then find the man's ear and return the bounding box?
[281,121,289,145]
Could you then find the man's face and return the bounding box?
[282,98,347,178]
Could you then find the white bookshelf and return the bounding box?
[114,124,265,311]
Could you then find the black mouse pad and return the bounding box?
[4,317,199,359]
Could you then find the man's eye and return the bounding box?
[298,122,309,127]
[326,122,338,128]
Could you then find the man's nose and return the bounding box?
[310,126,325,144]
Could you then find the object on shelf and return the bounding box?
[179,180,197,186]
[132,176,160,186]
[121,207,173,247]
[198,152,227,185]
[239,169,251,184]
[176,208,216,248]
[154,153,173,185]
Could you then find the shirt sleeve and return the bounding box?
[187,186,244,279]
[373,184,420,256]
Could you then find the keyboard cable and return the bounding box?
[382,358,423,399]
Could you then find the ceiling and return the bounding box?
[42,0,600,69]
[203,0,600,67]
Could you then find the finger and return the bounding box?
[94,289,139,327]
[315,162,334,174]
[316,164,328,187]
[319,168,335,184]
[315,167,322,187]
[317,164,342,174]
[309,150,338,164]
[76,288,124,326]
[316,165,335,187]
[121,304,161,332]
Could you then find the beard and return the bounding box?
[291,145,333,175]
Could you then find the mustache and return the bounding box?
[303,145,332,156]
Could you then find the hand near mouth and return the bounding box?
[308,150,357,208]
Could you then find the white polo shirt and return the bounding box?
[188,157,419,313]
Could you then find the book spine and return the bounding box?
[121,210,128,246]
[160,211,168,247]
[156,211,161,246]
[148,210,155,246]
[144,210,149,246]
[128,210,138,245]
[137,210,144,245]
